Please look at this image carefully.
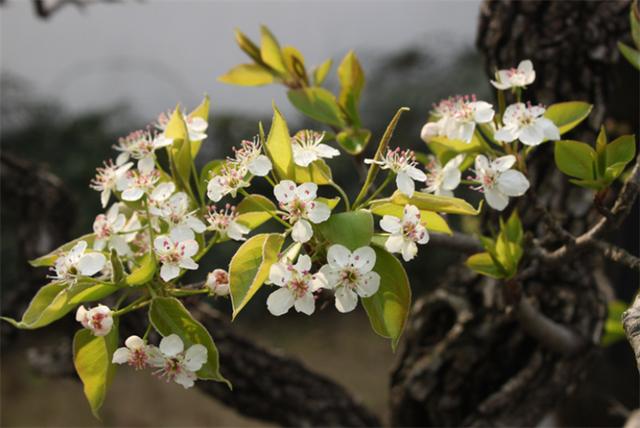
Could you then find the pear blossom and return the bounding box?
[205,204,250,241]
[423,154,465,196]
[51,240,106,283]
[156,192,206,239]
[90,159,133,208]
[93,204,130,255]
[420,95,495,144]
[206,164,250,202]
[491,60,536,90]
[148,182,176,216]
[471,155,530,211]
[151,334,208,389]
[318,245,380,313]
[266,255,326,316]
[157,111,209,142]
[113,335,160,370]
[114,129,173,167]
[205,269,230,296]
[365,148,427,198]
[291,129,340,167]
[273,181,331,243]
[379,204,429,261]
[154,229,199,282]
[494,103,560,146]
[230,138,272,177]
[75,304,113,336]
[116,159,160,202]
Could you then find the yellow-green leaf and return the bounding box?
[387,191,480,215]
[187,96,211,157]
[218,64,275,86]
[264,104,294,180]
[287,87,346,128]
[337,50,365,126]
[234,28,262,63]
[260,25,287,74]
[235,194,277,232]
[317,210,373,251]
[554,140,596,180]
[369,201,452,235]
[282,45,308,83]
[29,234,95,267]
[544,102,593,135]
[313,58,333,86]
[126,253,156,286]
[336,128,372,155]
[465,252,506,279]
[293,159,333,185]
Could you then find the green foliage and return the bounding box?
[2,281,118,329]
[317,210,374,251]
[164,105,193,191]
[466,211,523,279]
[369,201,452,235]
[149,297,229,384]
[229,233,285,319]
[337,50,365,127]
[29,233,95,267]
[287,87,346,128]
[110,250,125,285]
[601,300,629,346]
[544,102,593,135]
[362,246,411,350]
[189,96,211,156]
[264,104,295,180]
[235,194,278,231]
[218,64,275,86]
[126,253,157,286]
[336,128,372,155]
[618,4,640,70]
[73,322,119,419]
[385,191,480,215]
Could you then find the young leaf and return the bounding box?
[313,58,333,86]
[125,253,156,286]
[264,105,295,180]
[229,233,285,319]
[260,25,287,74]
[234,28,262,63]
[282,45,308,84]
[544,102,593,135]
[336,128,372,155]
[602,300,629,346]
[149,297,229,385]
[235,194,278,232]
[2,281,118,330]
[362,246,411,350]
[317,210,373,251]
[606,135,636,168]
[465,253,506,279]
[287,87,347,128]
[337,50,365,126]
[164,106,192,190]
[388,191,480,215]
[73,322,119,419]
[595,126,608,178]
[293,159,333,185]
[554,140,596,180]
[218,64,275,87]
[618,42,640,70]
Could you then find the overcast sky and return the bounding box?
[1,0,481,121]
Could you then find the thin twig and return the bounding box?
[429,232,483,254]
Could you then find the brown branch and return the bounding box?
[429,232,483,254]
[592,239,640,271]
[623,293,640,375]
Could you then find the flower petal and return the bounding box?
[159,334,183,357]
[266,287,295,316]
[396,172,415,197]
[160,263,180,281]
[492,155,516,172]
[77,253,106,276]
[295,182,318,201]
[326,244,351,269]
[356,271,380,297]
[112,348,131,364]
[248,155,273,177]
[306,201,330,223]
[379,215,401,234]
[274,180,296,204]
[334,287,358,313]
[291,219,313,243]
[484,187,509,211]
[294,293,315,315]
[350,246,376,273]
[294,255,312,273]
[269,262,291,286]
[183,344,208,372]
[125,335,145,350]
[497,170,530,196]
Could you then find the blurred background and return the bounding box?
[1,1,637,427]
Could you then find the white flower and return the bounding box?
[90,160,133,208]
[291,130,340,167]
[205,269,230,296]
[51,240,106,283]
[93,204,130,255]
[157,192,206,240]
[114,129,173,167]
[75,304,113,336]
[157,111,208,142]
[151,334,208,389]
[205,204,250,241]
[423,154,465,196]
[266,255,326,316]
[420,95,495,144]
[154,229,199,282]
[116,159,160,202]
[148,182,176,216]
[273,181,331,243]
[379,204,429,261]
[365,148,427,198]
[318,245,380,313]
[112,335,160,370]
[206,163,250,202]
[231,138,272,177]
[472,155,530,211]
[494,103,560,147]
[491,60,536,90]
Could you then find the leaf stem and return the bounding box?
[238,188,290,228]
[329,181,351,211]
[359,173,394,208]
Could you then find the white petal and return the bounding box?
[518,59,533,74]
[159,334,184,357]
[138,157,155,174]
[77,253,106,276]
[170,227,194,243]
[294,293,315,315]
[177,239,199,258]
[380,215,401,234]
[494,126,517,143]
[327,244,351,269]
[293,148,317,167]
[497,170,530,196]
[415,225,430,244]
[227,221,250,241]
[294,254,312,273]
[306,202,330,223]
[334,287,358,313]
[291,219,313,243]
[186,217,207,233]
[396,172,415,197]
[269,262,291,286]
[154,235,172,254]
[420,122,441,142]
[484,188,509,211]
[350,246,376,273]
[122,187,144,201]
[274,180,296,204]
[183,344,208,371]
[402,204,421,225]
[518,124,543,146]
[315,144,340,158]
[295,182,318,201]
[457,122,476,143]
[475,154,489,171]
[356,271,380,297]
[125,335,145,350]
[179,257,198,270]
[266,288,295,316]
[472,101,495,123]
[441,166,461,191]
[75,305,88,324]
[174,370,197,389]
[100,189,110,208]
[501,104,523,126]
[248,155,273,176]
[160,263,180,281]
[318,265,339,289]
[151,182,175,201]
[207,182,224,202]
[537,117,560,141]
[112,348,131,364]
[492,155,516,172]
[310,271,328,291]
[385,234,405,254]
[401,240,418,261]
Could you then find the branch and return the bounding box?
[623,293,640,375]
[592,239,640,271]
[429,232,483,254]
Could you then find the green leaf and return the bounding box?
[602,300,629,346]
[2,281,118,330]
[149,297,229,384]
[125,253,156,286]
[260,25,287,74]
[504,210,523,244]
[632,3,640,48]
[465,252,506,279]
[264,104,295,180]
[187,96,211,157]
[606,135,636,168]
[293,159,333,185]
[317,196,341,210]
[199,159,225,193]
[387,191,480,215]
[164,106,192,190]
[73,322,118,419]
[235,194,277,231]
[287,87,346,128]
[29,233,95,267]
[313,58,333,86]
[336,128,372,155]
[544,102,593,135]
[110,250,125,285]
[218,64,275,86]
[282,45,308,83]
[362,246,411,350]
[229,233,284,319]
[369,201,452,235]
[337,50,365,126]
[234,28,262,63]
[595,126,608,178]
[618,42,640,70]
[554,140,596,180]
[317,210,373,251]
